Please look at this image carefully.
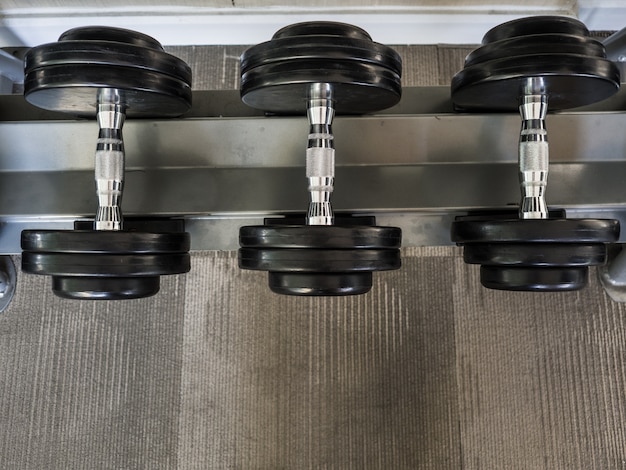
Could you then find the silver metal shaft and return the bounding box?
[519,77,549,219]
[94,89,125,231]
[306,83,335,226]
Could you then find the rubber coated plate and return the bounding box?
[52,276,161,300]
[238,248,401,272]
[24,64,191,117]
[272,22,372,41]
[22,252,190,277]
[59,26,164,49]
[25,41,192,84]
[240,21,401,114]
[268,272,373,296]
[239,225,401,249]
[480,266,588,291]
[481,16,589,44]
[22,230,190,254]
[451,218,619,243]
[451,53,619,111]
[24,25,191,117]
[240,38,401,75]
[462,242,606,267]
[240,60,401,114]
[463,34,605,68]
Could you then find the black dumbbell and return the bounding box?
[21,27,192,299]
[450,16,621,291]
[238,22,402,295]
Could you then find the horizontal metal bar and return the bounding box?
[2,112,626,171]
[4,163,626,216]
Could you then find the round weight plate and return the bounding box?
[480,266,588,291]
[24,64,191,117]
[238,248,401,273]
[25,42,192,84]
[463,34,605,68]
[239,225,401,249]
[482,16,589,44]
[463,242,607,267]
[22,230,190,254]
[240,21,401,114]
[22,252,190,277]
[451,53,619,111]
[451,218,619,244]
[59,26,163,49]
[241,37,401,75]
[268,272,373,296]
[241,60,401,114]
[52,275,161,300]
[272,22,372,41]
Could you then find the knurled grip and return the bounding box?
[306,146,335,180]
[519,138,548,173]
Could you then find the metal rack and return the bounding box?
[0,85,624,254]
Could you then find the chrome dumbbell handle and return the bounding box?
[518,77,549,220]
[94,89,125,231]
[306,83,335,226]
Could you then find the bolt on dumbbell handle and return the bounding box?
[306,83,335,226]
[94,90,125,231]
[519,77,549,220]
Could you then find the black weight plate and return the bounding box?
[482,16,589,44]
[22,252,190,277]
[464,34,605,68]
[24,64,191,117]
[463,242,606,267]
[59,26,164,50]
[451,53,619,111]
[480,266,588,291]
[451,218,619,244]
[239,225,401,249]
[268,272,373,296]
[25,42,192,84]
[238,248,401,272]
[52,275,161,300]
[241,61,401,113]
[22,230,190,254]
[272,22,372,41]
[240,38,401,76]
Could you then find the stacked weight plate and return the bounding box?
[23,26,192,117]
[451,16,619,111]
[240,21,402,114]
[450,16,621,291]
[240,216,401,296]
[452,213,619,291]
[22,222,190,299]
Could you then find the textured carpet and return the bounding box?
[1,248,625,469]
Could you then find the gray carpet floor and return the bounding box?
[1,248,625,468]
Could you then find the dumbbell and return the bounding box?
[237,22,402,295]
[20,26,192,299]
[450,16,621,291]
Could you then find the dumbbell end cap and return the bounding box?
[51,275,160,300]
[268,272,373,296]
[480,266,588,291]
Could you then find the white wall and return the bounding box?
[0,1,622,47]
